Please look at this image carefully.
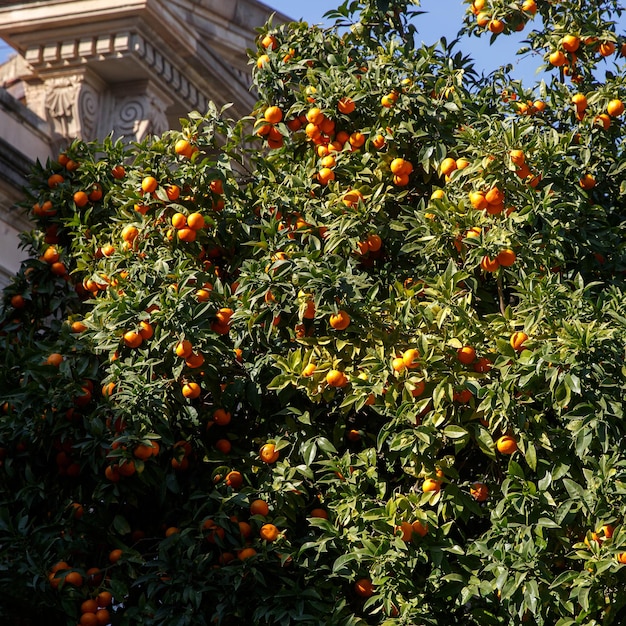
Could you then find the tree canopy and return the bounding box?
[1,0,625,624]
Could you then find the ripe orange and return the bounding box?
[121,225,138,243]
[81,599,98,614]
[397,520,413,542]
[599,41,616,57]
[250,499,270,516]
[607,99,624,117]
[457,346,476,365]
[141,176,158,193]
[521,0,537,13]
[48,173,64,188]
[213,408,231,426]
[510,331,528,351]
[123,330,143,348]
[488,19,505,34]
[175,340,193,358]
[80,613,98,626]
[618,553,626,564]
[260,523,280,541]
[138,321,153,340]
[317,167,335,185]
[469,191,488,210]
[111,165,125,179]
[309,508,328,519]
[96,590,113,607]
[422,478,441,493]
[326,369,348,388]
[182,382,201,399]
[337,97,356,114]
[260,443,280,463]
[480,256,500,272]
[329,310,350,330]
[174,139,194,158]
[261,34,278,50]
[264,105,283,124]
[65,571,83,586]
[109,549,123,563]
[302,363,317,377]
[402,348,420,369]
[46,352,64,367]
[73,191,89,207]
[509,150,525,166]
[412,520,428,537]
[562,35,580,53]
[187,212,205,231]
[470,482,489,501]
[95,609,110,626]
[549,50,566,66]
[497,249,516,267]
[257,54,270,69]
[354,578,374,598]
[366,233,382,251]
[496,435,518,454]
[579,174,596,190]
[238,547,257,560]
[440,157,457,176]
[225,470,243,489]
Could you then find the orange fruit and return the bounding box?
[80,613,97,626]
[572,93,587,109]
[337,97,356,114]
[316,167,335,185]
[141,176,158,193]
[264,105,283,124]
[250,499,270,516]
[496,435,518,454]
[329,310,350,330]
[521,0,536,13]
[392,357,406,372]
[579,174,596,190]
[174,139,194,158]
[213,408,231,426]
[182,382,201,399]
[440,157,457,176]
[187,212,205,231]
[309,508,328,519]
[302,363,317,377]
[422,478,441,493]
[497,249,516,267]
[95,609,110,626]
[175,340,193,358]
[96,590,113,607]
[617,553,626,564]
[342,189,364,207]
[121,225,138,243]
[111,165,125,179]
[261,34,278,50]
[488,19,505,34]
[480,256,500,272]
[402,348,420,369]
[457,346,476,365]
[607,99,624,117]
[594,113,611,130]
[185,352,205,368]
[562,35,580,53]
[397,521,413,542]
[138,321,153,340]
[599,41,616,57]
[81,599,98,614]
[470,482,489,501]
[260,523,279,541]
[225,470,243,489]
[260,443,280,463]
[109,549,123,563]
[73,191,89,207]
[238,547,257,560]
[510,331,528,351]
[47,173,64,188]
[65,571,83,586]
[412,520,428,537]
[46,352,64,367]
[354,578,374,598]
[326,370,348,388]
[549,50,566,66]
[469,190,488,210]
[509,149,525,166]
[122,330,142,349]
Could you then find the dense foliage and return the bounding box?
[1,0,625,624]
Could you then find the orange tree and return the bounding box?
[1,0,626,624]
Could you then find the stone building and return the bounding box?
[0,0,287,285]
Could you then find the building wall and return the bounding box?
[0,0,287,287]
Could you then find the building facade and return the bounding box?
[0,0,286,285]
